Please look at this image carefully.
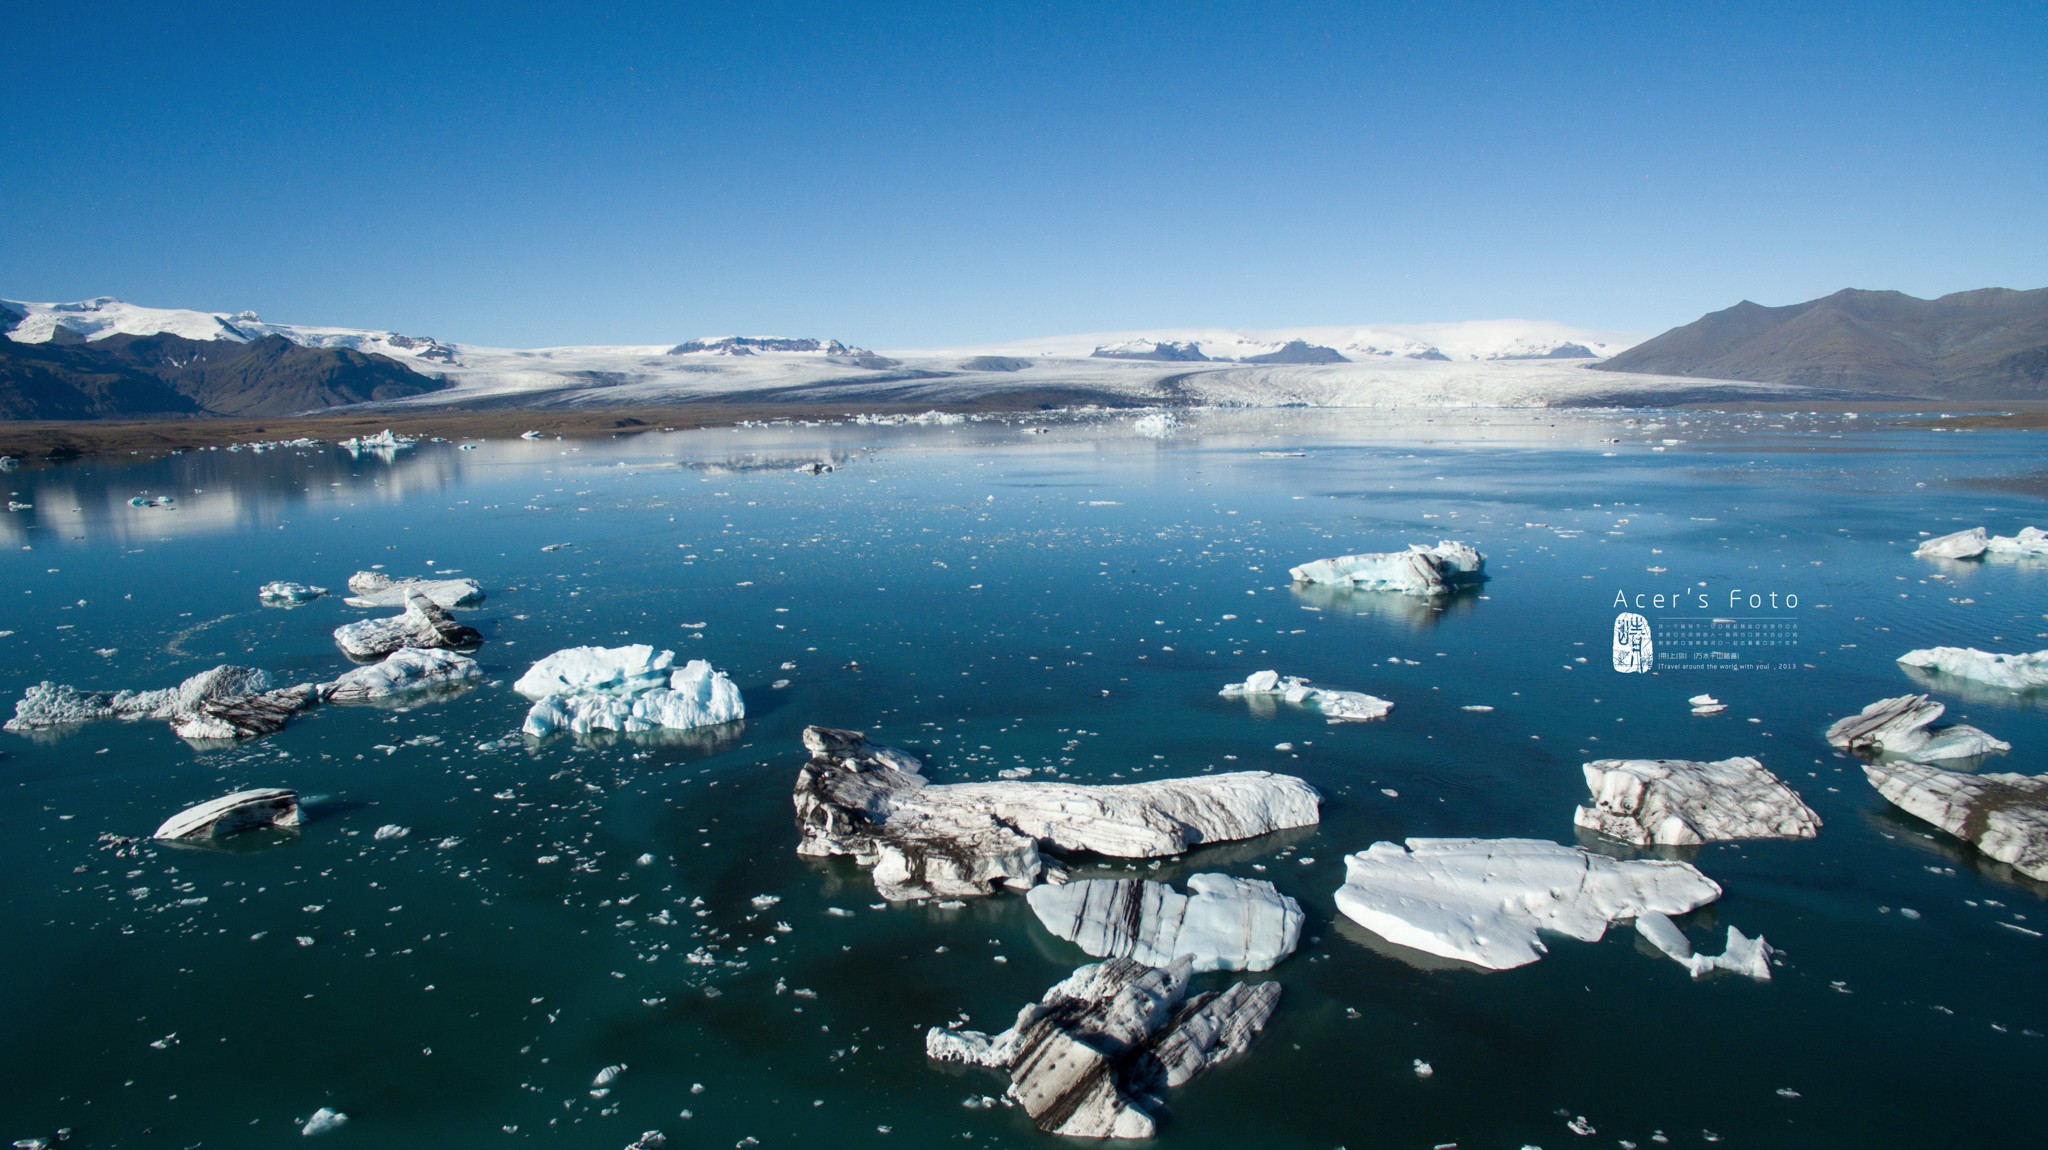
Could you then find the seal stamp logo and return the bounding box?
[1613,611,1653,673]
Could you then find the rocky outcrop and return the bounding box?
[153,788,300,841]
[1575,757,1822,846]
[333,591,483,659]
[1826,694,2009,760]
[1863,761,2048,881]
[1026,873,1302,972]
[1288,540,1486,595]
[1220,670,1392,722]
[794,726,1321,900]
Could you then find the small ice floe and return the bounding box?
[519,429,543,439]
[1332,838,1723,970]
[1633,910,1773,980]
[795,726,1321,900]
[1131,411,1180,438]
[341,428,415,455]
[1575,757,1821,846]
[1896,647,2048,692]
[514,644,743,738]
[1688,693,1726,716]
[1412,1058,1433,1078]
[540,542,573,552]
[925,956,1278,1139]
[333,591,482,660]
[750,894,782,910]
[259,581,327,606]
[1460,704,1495,712]
[593,1063,627,1087]
[1826,695,2009,760]
[1287,541,1486,596]
[153,788,301,841]
[373,825,410,841]
[1221,670,1392,722]
[1025,873,1303,972]
[127,494,176,508]
[342,571,484,610]
[794,461,835,475]
[1863,762,2048,881]
[323,648,482,703]
[302,1106,348,1135]
[624,1132,666,1150]
[1914,526,2048,560]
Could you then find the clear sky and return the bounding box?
[4,1,2043,348]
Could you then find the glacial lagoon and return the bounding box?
[3,408,2045,1148]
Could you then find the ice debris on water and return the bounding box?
[302,1107,348,1135]
[1687,693,1725,716]
[1220,670,1393,722]
[514,644,743,738]
[1288,540,1486,596]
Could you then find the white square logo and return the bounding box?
[1613,612,1653,673]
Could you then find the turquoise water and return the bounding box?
[2,409,2044,1149]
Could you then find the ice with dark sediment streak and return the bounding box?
[154,788,301,841]
[514,644,743,737]
[1633,910,1774,980]
[1825,694,2009,760]
[1219,670,1392,722]
[1896,647,2048,692]
[6,665,272,732]
[333,591,483,659]
[794,726,1322,901]
[1287,540,1485,595]
[1575,756,1822,846]
[924,955,1279,1139]
[1026,873,1303,972]
[325,648,483,703]
[1333,838,1724,970]
[1863,761,2048,881]
[343,570,484,609]
[171,684,321,741]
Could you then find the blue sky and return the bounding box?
[4,1,2042,347]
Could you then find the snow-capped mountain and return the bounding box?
[2,297,459,365]
[936,320,1633,364]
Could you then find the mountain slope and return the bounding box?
[1592,287,2048,397]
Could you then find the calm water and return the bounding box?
[2,409,2044,1149]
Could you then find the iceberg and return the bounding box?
[515,645,742,738]
[1288,540,1485,596]
[154,788,301,841]
[1633,911,1773,980]
[343,570,484,609]
[1863,761,2048,881]
[258,581,327,605]
[171,684,321,741]
[1896,647,2048,692]
[1986,526,2048,556]
[924,956,1278,1139]
[7,665,273,732]
[1026,873,1302,972]
[333,591,483,659]
[795,726,1322,900]
[1826,694,2009,760]
[1575,757,1822,846]
[1914,527,1989,559]
[1333,838,1723,970]
[325,648,482,703]
[1220,670,1392,722]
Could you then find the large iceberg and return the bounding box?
[5,665,292,739]
[1220,670,1392,722]
[1863,761,2048,881]
[1333,838,1723,970]
[343,570,484,609]
[795,726,1322,900]
[1896,647,2048,692]
[1288,540,1485,596]
[325,648,483,703]
[514,644,742,738]
[154,788,301,841]
[1913,526,2048,560]
[924,956,1278,1139]
[1575,757,1822,846]
[1825,694,2009,760]
[333,591,483,659]
[1026,873,1302,972]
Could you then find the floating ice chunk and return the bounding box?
[1896,647,2048,692]
[1863,762,2048,881]
[1914,528,1989,559]
[1220,670,1392,722]
[1025,873,1303,972]
[1826,695,2009,760]
[154,788,301,841]
[795,726,1321,901]
[325,648,482,703]
[924,956,1277,1139]
[259,581,327,605]
[1288,541,1486,596]
[343,571,484,610]
[1131,412,1180,438]
[1634,911,1773,980]
[170,684,321,741]
[6,665,273,731]
[1687,693,1727,716]
[1985,526,2048,556]
[302,1106,348,1135]
[333,592,482,660]
[513,644,674,699]
[517,647,742,738]
[373,825,410,840]
[1575,757,1821,846]
[1332,838,1723,970]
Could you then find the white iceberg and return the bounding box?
[1826,694,2009,760]
[796,726,1321,900]
[325,648,483,703]
[258,581,327,605]
[343,571,484,609]
[1897,647,2048,691]
[333,592,483,660]
[1914,527,1989,559]
[924,955,1278,1139]
[1288,540,1485,596]
[1131,411,1180,438]
[6,664,312,741]
[1986,526,2048,556]
[1333,838,1723,970]
[154,788,301,841]
[1863,761,2048,881]
[301,1106,348,1136]
[1575,757,1822,846]
[1633,911,1773,980]
[1220,670,1392,722]
[516,645,742,738]
[1026,873,1302,972]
